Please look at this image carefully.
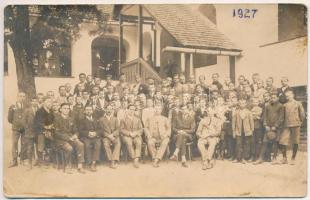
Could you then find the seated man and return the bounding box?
[196,111,222,170]
[120,105,143,168]
[78,105,101,172]
[53,103,85,174]
[144,105,171,168]
[170,103,196,168]
[99,104,121,169]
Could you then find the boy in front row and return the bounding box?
[278,90,305,165]
[232,99,254,163]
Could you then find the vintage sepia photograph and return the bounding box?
[3,3,308,198]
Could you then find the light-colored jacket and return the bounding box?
[144,115,171,140]
[282,100,305,127]
[232,108,254,137]
[196,116,223,139]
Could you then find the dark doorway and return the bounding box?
[91,37,126,79]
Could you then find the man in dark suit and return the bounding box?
[277,77,292,104]
[132,75,148,95]
[33,97,54,167]
[74,73,87,95]
[170,103,196,167]
[53,103,85,174]
[8,92,27,167]
[23,97,39,169]
[99,104,121,169]
[78,105,101,172]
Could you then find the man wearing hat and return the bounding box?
[254,92,283,165]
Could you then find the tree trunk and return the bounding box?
[9,6,36,99]
[11,44,36,98]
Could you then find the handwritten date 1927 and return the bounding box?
[233,9,258,18]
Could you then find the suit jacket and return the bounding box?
[232,108,254,137]
[144,115,171,140]
[282,100,305,127]
[78,115,100,138]
[8,102,26,131]
[23,107,37,137]
[99,115,120,138]
[263,101,283,128]
[172,112,196,135]
[196,116,222,139]
[54,114,78,142]
[120,116,143,137]
[33,107,54,135]
[277,86,292,104]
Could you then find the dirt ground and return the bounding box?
[3,139,308,197]
[2,106,308,198]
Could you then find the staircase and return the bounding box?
[120,58,161,84]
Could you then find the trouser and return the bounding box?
[147,137,169,160]
[122,136,142,159]
[81,137,101,164]
[174,133,192,156]
[235,135,252,161]
[225,135,235,158]
[25,137,35,163]
[251,128,264,160]
[35,134,46,162]
[103,137,121,161]
[55,139,85,166]
[258,141,278,161]
[197,137,219,161]
[12,130,26,161]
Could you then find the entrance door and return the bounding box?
[91,37,125,79]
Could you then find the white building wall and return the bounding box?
[195,5,300,87]
[195,56,230,85]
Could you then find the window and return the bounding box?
[278,4,307,42]
[33,40,71,77]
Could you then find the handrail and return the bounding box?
[139,58,161,81]
[120,58,140,69]
[120,57,161,83]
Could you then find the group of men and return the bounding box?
[7,72,306,173]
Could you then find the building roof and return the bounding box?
[143,4,241,51]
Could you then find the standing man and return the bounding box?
[33,97,54,167]
[8,92,27,167]
[57,85,68,104]
[23,97,39,169]
[278,90,305,165]
[120,105,143,168]
[132,75,148,95]
[278,77,292,104]
[53,103,85,173]
[74,73,87,95]
[144,105,171,168]
[78,106,101,172]
[254,92,283,165]
[100,104,121,169]
[170,103,196,167]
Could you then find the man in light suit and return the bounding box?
[144,105,171,168]
[196,111,222,170]
[120,104,143,168]
[99,104,121,169]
